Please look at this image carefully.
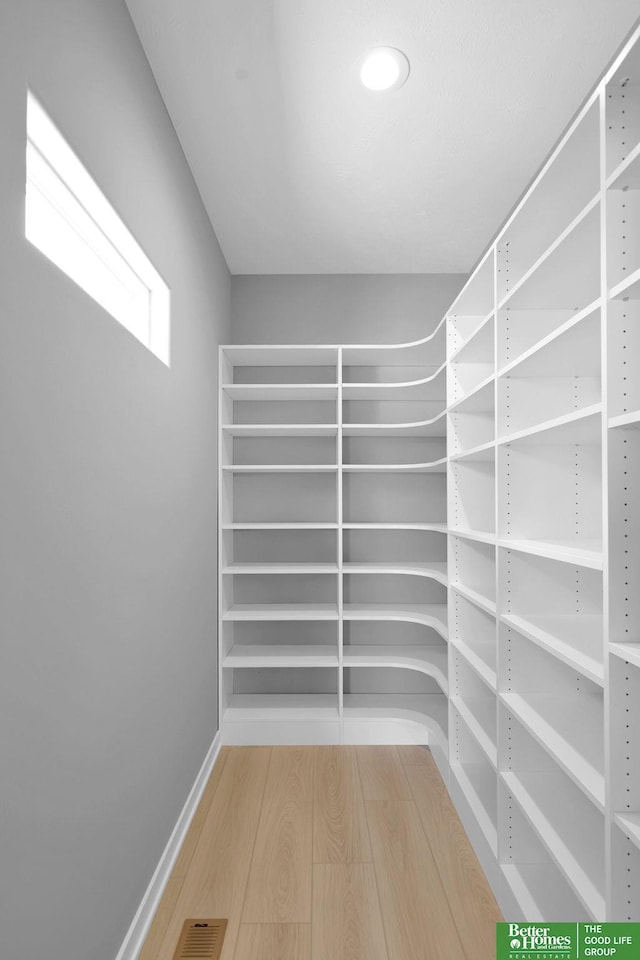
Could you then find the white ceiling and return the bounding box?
[125,0,639,275]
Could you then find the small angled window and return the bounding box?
[25,92,170,365]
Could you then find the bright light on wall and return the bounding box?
[360,47,410,91]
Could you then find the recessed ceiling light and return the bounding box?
[360,47,410,91]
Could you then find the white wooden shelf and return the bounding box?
[614,812,640,854]
[222,522,339,530]
[610,266,640,301]
[497,404,602,447]
[223,383,338,400]
[449,528,496,545]
[223,645,339,668]
[448,311,494,364]
[606,139,640,190]
[222,423,339,436]
[343,646,448,692]
[610,642,640,670]
[450,761,498,855]
[447,374,494,414]
[609,409,640,429]
[503,770,605,918]
[501,612,604,685]
[450,580,497,616]
[223,604,339,621]
[222,346,339,366]
[450,636,497,691]
[222,563,339,575]
[449,440,495,462]
[500,692,605,811]
[342,366,445,401]
[343,521,447,533]
[223,464,338,473]
[343,561,448,583]
[343,693,448,745]
[499,537,603,570]
[341,459,447,473]
[451,695,498,768]
[224,694,339,722]
[343,603,448,638]
[341,413,446,437]
[500,863,590,923]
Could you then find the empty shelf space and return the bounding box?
[223,645,338,668]
[498,301,601,375]
[451,636,497,691]
[450,760,498,855]
[341,325,445,368]
[497,103,600,300]
[343,603,448,637]
[500,692,605,810]
[449,440,495,462]
[450,581,496,616]
[447,373,495,414]
[222,563,338,575]
[224,694,339,722]
[610,266,640,302]
[222,423,338,436]
[448,249,495,319]
[343,522,447,533]
[343,645,448,690]
[502,769,605,918]
[607,140,640,190]
[499,537,603,569]
[342,367,445,402]
[498,199,601,311]
[500,863,591,923]
[341,413,446,437]
[343,692,448,742]
[223,604,339,621]
[223,383,338,400]
[501,612,603,685]
[447,311,494,364]
[221,345,339,367]
[451,695,497,767]
[498,404,602,447]
[342,561,447,583]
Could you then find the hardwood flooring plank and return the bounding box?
[149,746,271,960]
[172,747,230,878]
[356,745,412,800]
[312,863,388,960]
[365,799,466,960]
[396,745,430,766]
[313,746,371,863]
[234,924,311,960]
[138,878,183,960]
[405,755,502,960]
[242,747,314,923]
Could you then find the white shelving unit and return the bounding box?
[219,331,449,772]
[444,23,640,924]
[217,22,640,924]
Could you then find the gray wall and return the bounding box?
[231,274,466,344]
[0,2,229,959]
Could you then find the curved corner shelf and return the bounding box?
[342,364,446,401]
[342,458,447,473]
[342,412,446,438]
[343,603,448,639]
[343,561,447,584]
[343,645,448,693]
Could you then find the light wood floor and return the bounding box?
[139,745,502,960]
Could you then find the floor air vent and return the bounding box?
[172,919,228,960]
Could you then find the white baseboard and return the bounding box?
[114,731,222,960]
